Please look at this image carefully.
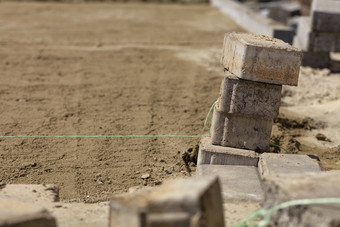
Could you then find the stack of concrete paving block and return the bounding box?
[294,0,340,68]
[211,32,301,152]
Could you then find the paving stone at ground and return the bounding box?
[259,153,322,177]
[109,176,224,227]
[311,0,340,33]
[197,136,259,166]
[217,70,282,119]
[215,112,272,151]
[0,184,109,227]
[221,32,302,86]
[0,198,57,227]
[197,164,264,202]
[263,171,340,226]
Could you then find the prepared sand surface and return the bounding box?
[0,1,339,203]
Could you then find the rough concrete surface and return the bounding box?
[259,153,321,177]
[109,176,224,227]
[263,171,340,226]
[311,0,340,33]
[221,114,273,151]
[197,136,259,166]
[221,32,302,86]
[217,70,282,118]
[197,164,264,202]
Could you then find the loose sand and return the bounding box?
[0,2,339,203]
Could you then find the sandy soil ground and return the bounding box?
[0,2,243,202]
[0,1,339,203]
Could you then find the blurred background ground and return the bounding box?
[0,1,339,203]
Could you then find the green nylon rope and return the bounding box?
[235,198,340,227]
[0,135,204,138]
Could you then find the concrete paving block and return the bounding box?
[311,0,340,33]
[0,198,57,227]
[109,176,224,227]
[197,136,259,167]
[296,16,340,52]
[259,153,321,177]
[221,32,302,86]
[222,114,273,151]
[197,165,264,202]
[262,171,340,226]
[0,184,59,204]
[217,70,282,118]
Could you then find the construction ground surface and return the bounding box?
[0,1,340,204]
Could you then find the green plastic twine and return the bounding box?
[269,143,289,153]
[0,135,204,139]
[235,198,340,227]
[204,99,218,130]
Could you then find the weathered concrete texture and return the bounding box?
[217,70,282,118]
[212,0,295,44]
[221,32,302,86]
[0,199,57,227]
[311,0,340,33]
[197,136,259,166]
[109,176,225,227]
[296,17,340,52]
[197,165,264,202]
[263,171,340,226]
[221,113,272,151]
[259,153,322,177]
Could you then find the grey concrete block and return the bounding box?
[197,136,259,166]
[222,114,273,151]
[259,153,322,177]
[197,165,264,202]
[221,33,301,86]
[296,17,340,52]
[218,70,282,119]
[109,176,225,227]
[262,171,340,226]
[0,198,57,227]
[311,0,340,33]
